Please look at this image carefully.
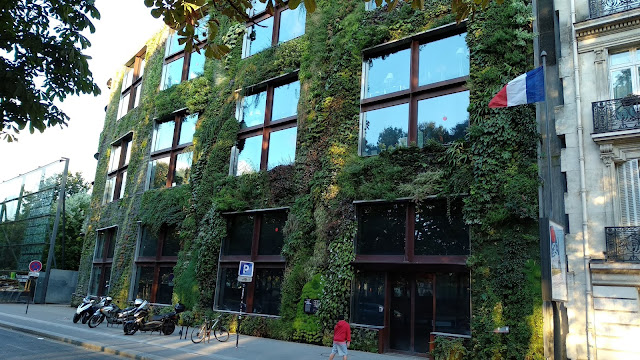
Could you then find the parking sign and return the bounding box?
[238,261,254,277]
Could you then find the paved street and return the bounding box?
[0,327,119,359]
[0,304,423,360]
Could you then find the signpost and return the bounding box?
[26,260,42,314]
[236,261,253,348]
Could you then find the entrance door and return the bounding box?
[389,273,434,352]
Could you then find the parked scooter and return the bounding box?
[88,298,141,328]
[82,296,111,324]
[123,301,185,336]
[73,295,98,324]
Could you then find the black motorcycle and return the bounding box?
[123,301,185,336]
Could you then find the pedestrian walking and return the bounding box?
[329,315,351,360]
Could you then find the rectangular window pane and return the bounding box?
[418,33,469,86]
[253,268,283,315]
[166,31,185,56]
[134,266,154,300]
[224,215,254,255]
[188,50,205,80]
[258,211,286,255]
[148,157,171,190]
[161,58,184,90]
[139,58,146,79]
[178,114,198,145]
[156,267,175,304]
[236,135,263,175]
[278,6,306,43]
[435,272,470,335]
[357,203,406,255]
[117,93,130,119]
[217,267,242,310]
[139,228,158,258]
[363,48,410,98]
[118,170,127,199]
[151,121,176,152]
[133,84,142,108]
[108,145,121,173]
[89,266,101,295]
[95,232,105,260]
[267,127,297,169]
[243,17,274,57]
[122,67,133,89]
[272,81,300,121]
[362,104,409,156]
[241,91,267,128]
[174,151,193,186]
[417,91,469,146]
[352,271,385,326]
[123,141,132,166]
[106,231,116,258]
[415,198,469,255]
[103,176,115,204]
[162,227,180,257]
[610,50,632,66]
[612,68,633,98]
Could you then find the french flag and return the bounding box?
[489,67,545,108]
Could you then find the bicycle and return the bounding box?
[191,314,230,343]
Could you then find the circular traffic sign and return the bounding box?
[28,260,42,272]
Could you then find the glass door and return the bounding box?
[389,273,434,353]
[390,274,411,351]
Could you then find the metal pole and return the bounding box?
[541,51,553,220]
[61,193,66,269]
[40,158,69,304]
[236,283,245,348]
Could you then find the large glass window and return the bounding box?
[117,49,146,119]
[434,272,470,335]
[357,203,407,255]
[103,134,132,203]
[414,198,469,255]
[252,268,283,315]
[147,113,197,190]
[89,228,116,296]
[352,271,385,326]
[160,17,207,90]
[242,3,306,58]
[132,225,179,304]
[360,29,469,155]
[609,48,640,99]
[232,78,299,175]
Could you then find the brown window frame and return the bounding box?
[241,2,306,58]
[118,48,146,119]
[133,225,178,304]
[160,25,207,90]
[90,227,117,296]
[216,208,287,314]
[104,133,133,203]
[148,112,196,189]
[354,198,469,265]
[232,74,299,174]
[359,23,469,155]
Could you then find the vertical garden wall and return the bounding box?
[77,0,542,357]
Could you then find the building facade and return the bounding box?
[76,0,543,356]
[554,0,640,358]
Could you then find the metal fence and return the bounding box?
[589,0,640,18]
[605,226,640,262]
[592,97,640,134]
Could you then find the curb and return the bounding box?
[0,320,156,360]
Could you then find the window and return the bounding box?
[89,227,116,296]
[159,18,207,90]
[609,48,640,99]
[117,49,146,119]
[241,1,306,58]
[216,208,287,315]
[360,28,469,155]
[132,225,179,304]
[618,159,640,226]
[147,113,197,190]
[231,77,299,175]
[103,134,132,203]
[356,198,469,259]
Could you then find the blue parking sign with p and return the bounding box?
[238,261,254,277]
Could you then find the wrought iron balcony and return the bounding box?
[592,96,640,134]
[605,226,640,262]
[589,0,640,18]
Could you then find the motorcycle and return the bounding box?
[73,295,98,324]
[82,296,111,324]
[123,301,185,336]
[88,298,141,328]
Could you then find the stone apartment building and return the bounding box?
[76,0,544,356]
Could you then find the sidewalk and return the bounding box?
[0,304,423,360]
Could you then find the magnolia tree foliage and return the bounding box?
[143,0,490,60]
[0,0,101,142]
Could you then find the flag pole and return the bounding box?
[541,51,553,220]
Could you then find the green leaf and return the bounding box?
[151,7,163,18]
[144,0,154,7]
[304,0,316,13]
[288,0,301,9]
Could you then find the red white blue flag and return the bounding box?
[488,67,545,108]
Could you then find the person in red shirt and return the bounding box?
[329,315,351,360]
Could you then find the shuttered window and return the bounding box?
[618,159,640,225]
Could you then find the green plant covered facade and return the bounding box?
[77,0,543,357]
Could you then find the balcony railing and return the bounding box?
[605,226,640,262]
[589,0,640,18]
[592,96,640,134]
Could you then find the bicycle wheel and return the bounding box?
[214,326,229,342]
[191,324,207,344]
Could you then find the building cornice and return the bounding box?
[575,8,640,40]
